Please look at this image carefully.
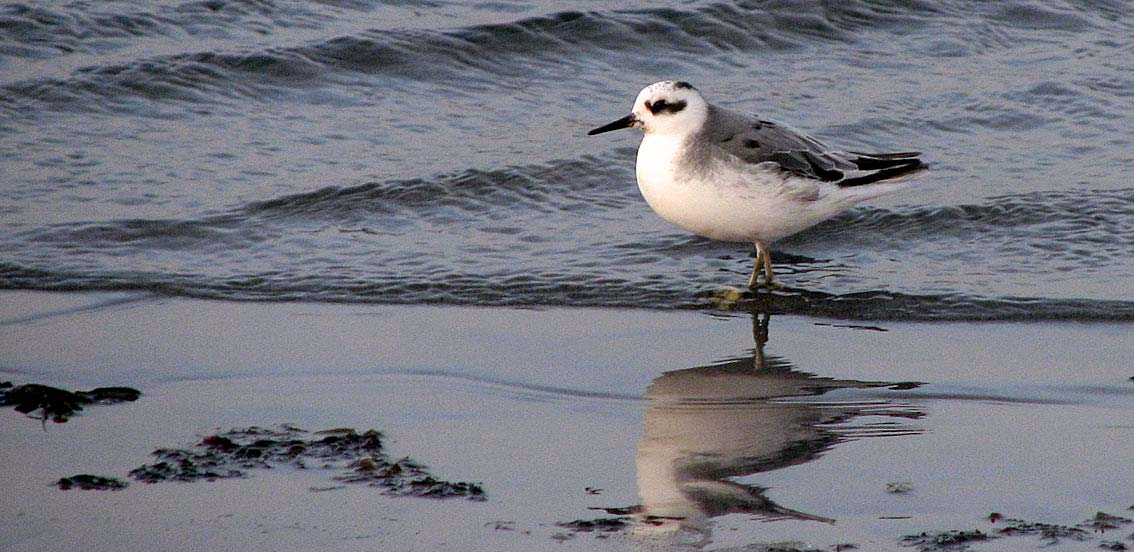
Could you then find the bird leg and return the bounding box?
[747,241,775,289]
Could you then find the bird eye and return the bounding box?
[646,98,686,115]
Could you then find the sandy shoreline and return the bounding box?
[2,291,1131,551]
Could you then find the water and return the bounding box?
[3,0,1133,320]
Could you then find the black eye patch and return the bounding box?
[645,99,687,115]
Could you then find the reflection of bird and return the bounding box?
[637,355,853,539]
[589,81,925,288]
[630,314,920,546]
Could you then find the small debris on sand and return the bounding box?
[485,521,516,531]
[555,518,628,533]
[56,474,128,491]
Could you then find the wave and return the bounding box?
[16,0,1116,72]
[241,151,641,220]
[4,0,1128,129]
[787,188,1134,250]
[0,1,962,115]
[26,148,1130,258]
[3,259,1133,321]
[2,149,1131,321]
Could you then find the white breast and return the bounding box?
[634,135,686,216]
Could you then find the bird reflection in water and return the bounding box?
[622,313,922,548]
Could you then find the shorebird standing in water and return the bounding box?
[589,80,925,289]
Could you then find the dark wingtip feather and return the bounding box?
[849,152,924,171]
[838,159,927,188]
[849,151,922,158]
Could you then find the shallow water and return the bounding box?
[3,0,1133,320]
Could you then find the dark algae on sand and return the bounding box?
[52,425,486,499]
[551,510,1134,549]
[124,426,486,500]
[900,511,1133,551]
[0,382,140,425]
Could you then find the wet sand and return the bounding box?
[1,291,1131,551]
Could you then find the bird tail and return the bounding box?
[837,151,927,188]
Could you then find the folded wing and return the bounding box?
[708,106,926,187]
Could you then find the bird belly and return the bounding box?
[635,139,832,243]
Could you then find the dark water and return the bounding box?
[2,0,1133,320]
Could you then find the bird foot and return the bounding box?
[747,279,786,292]
[710,281,783,305]
[712,286,747,303]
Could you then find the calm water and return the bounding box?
[2,0,1133,320]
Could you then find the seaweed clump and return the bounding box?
[0,382,140,424]
[127,425,485,500]
[902,512,1134,551]
[995,517,1089,544]
[1078,511,1133,533]
[901,529,992,551]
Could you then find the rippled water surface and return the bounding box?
[3,0,1133,320]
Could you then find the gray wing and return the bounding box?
[705,105,925,187]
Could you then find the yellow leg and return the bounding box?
[761,242,774,285]
[747,241,775,289]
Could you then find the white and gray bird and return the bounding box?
[588,80,925,289]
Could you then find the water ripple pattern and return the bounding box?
[2,0,1133,320]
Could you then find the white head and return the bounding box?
[588,81,709,138]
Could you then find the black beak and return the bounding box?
[587,114,636,136]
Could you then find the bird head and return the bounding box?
[588,81,709,137]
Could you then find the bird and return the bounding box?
[588,80,925,289]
